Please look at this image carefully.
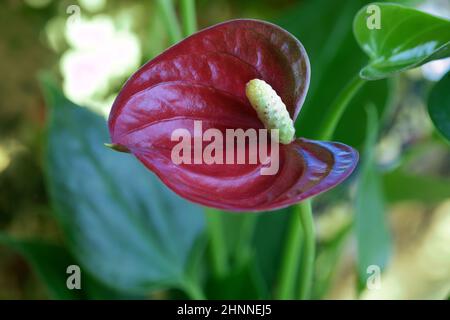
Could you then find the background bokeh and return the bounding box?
[0,0,449,299]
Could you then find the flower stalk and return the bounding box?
[206,208,229,279]
[180,0,197,36]
[279,74,365,300]
[157,0,182,44]
[296,200,315,299]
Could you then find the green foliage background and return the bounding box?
[0,0,449,300]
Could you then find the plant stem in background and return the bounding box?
[157,0,182,44]
[318,75,366,140]
[180,0,197,37]
[276,210,303,299]
[205,208,229,279]
[234,214,258,267]
[296,200,315,299]
[183,280,207,300]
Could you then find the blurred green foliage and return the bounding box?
[0,0,449,300]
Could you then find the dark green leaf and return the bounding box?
[428,71,450,142]
[206,259,264,299]
[334,79,390,147]
[354,2,450,80]
[42,77,205,295]
[0,234,127,299]
[355,105,391,288]
[0,234,83,299]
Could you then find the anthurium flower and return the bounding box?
[108,19,358,212]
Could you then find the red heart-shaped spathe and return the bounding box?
[108,19,358,212]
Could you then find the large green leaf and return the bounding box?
[428,71,450,142]
[42,78,205,295]
[354,2,450,80]
[354,106,391,289]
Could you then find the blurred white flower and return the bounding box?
[421,58,450,82]
[61,50,110,102]
[65,15,115,49]
[60,15,141,116]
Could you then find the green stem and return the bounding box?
[234,214,258,267]
[180,0,197,37]
[318,75,366,140]
[296,200,315,300]
[205,208,229,278]
[183,281,206,300]
[157,0,182,44]
[287,75,364,300]
[276,210,303,299]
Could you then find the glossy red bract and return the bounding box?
[108,19,358,212]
